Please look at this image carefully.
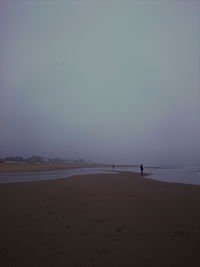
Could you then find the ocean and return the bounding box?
[0,166,199,185]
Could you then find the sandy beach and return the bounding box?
[0,172,200,267]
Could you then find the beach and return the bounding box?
[0,171,200,267]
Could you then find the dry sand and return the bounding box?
[0,172,200,267]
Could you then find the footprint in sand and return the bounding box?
[79,231,88,237]
[115,227,123,232]
[89,219,104,223]
[101,248,108,253]
[171,230,185,238]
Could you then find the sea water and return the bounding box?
[0,166,199,185]
[118,166,200,186]
[146,166,200,185]
[0,167,116,184]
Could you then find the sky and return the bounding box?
[0,0,200,166]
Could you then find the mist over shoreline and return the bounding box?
[0,1,199,167]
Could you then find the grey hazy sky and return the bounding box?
[0,0,200,165]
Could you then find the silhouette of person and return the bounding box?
[140,164,143,176]
[113,165,115,171]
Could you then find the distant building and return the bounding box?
[26,155,44,163]
[2,156,25,163]
[0,155,92,164]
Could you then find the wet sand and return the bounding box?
[0,172,200,267]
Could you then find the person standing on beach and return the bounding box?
[113,165,115,171]
[140,164,143,176]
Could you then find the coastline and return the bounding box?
[0,172,200,266]
[0,162,135,173]
[0,162,111,173]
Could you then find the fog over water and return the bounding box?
[0,1,200,166]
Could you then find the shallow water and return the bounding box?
[147,166,200,185]
[0,167,116,184]
[117,166,200,186]
[0,166,199,185]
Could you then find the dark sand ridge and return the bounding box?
[0,172,200,267]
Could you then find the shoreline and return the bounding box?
[0,164,199,187]
[0,162,135,173]
[0,171,200,266]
